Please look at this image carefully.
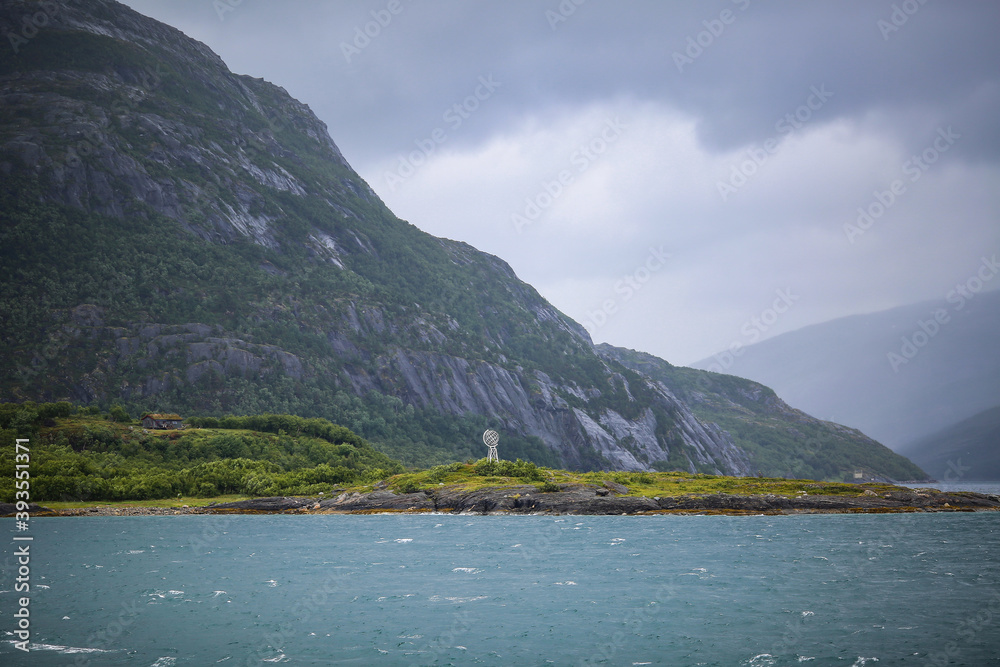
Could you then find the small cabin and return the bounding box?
[141,413,184,430]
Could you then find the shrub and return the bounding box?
[396,478,421,494]
[197,482,218,497]
[424,462,462,483]
[473,458,543,481]
[108,404,130,423]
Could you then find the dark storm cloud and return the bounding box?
[296,0,1000,164]
[124,1,1000,164]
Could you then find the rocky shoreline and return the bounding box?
[7,483,1000,517]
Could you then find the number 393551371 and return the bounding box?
[14,439,31,516]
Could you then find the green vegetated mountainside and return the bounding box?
[598,345,927,482]
[0,401,404,502]
[0,0,926,481]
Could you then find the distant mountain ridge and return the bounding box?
[691,290,1000,452]
[0,0,925,480]
[899,405,1000,481]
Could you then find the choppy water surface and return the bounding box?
[900,480,1000,495]
[2,513,999,665]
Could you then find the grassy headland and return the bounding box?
[2,402,927,511]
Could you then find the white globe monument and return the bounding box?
[483,429,500,462]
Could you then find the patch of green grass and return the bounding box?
[343,465,905,500]
[41,494,250,510]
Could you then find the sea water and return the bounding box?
[2,513,999,666]
[900,481,1000,495]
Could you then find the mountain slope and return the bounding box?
[0,0,922,480]
[898,405,1000,481]
[691,291,1000,450]
[599,345,926,481]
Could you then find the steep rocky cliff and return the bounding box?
[0,0,923,479]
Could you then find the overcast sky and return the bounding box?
[122,0,1000,365]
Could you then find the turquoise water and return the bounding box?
[2,513,999,666]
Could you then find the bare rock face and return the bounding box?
[320,491,435,512]
[603,481,629,496]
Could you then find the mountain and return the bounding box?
[0,0,926,480]
[898,405,1000,481]
[691,291,1000,451]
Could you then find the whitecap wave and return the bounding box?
[16,643,114,654]
[149,590,185,599]
[429,595,488,603]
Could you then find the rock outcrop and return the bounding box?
[174,486,1000,516]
